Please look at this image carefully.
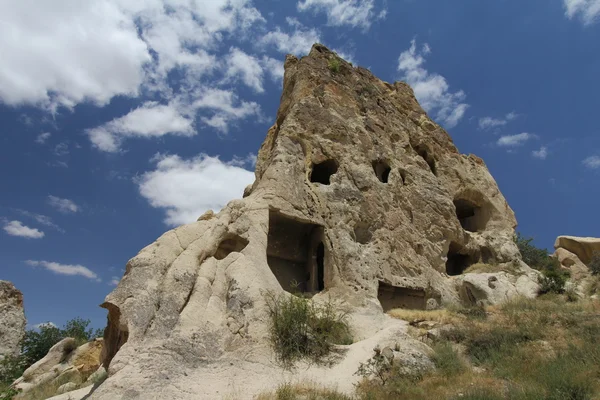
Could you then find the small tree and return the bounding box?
[515,233,569,294]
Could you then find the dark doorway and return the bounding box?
[316,243,325,291]
[453,198,489,233]
[267,211,326,293]
[310,159,338,185]
[446,243,477,275]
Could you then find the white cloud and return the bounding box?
[497,132,537,147]
[398,40,469,129]
[47,195,80,213]
[478,112,518,131]
[193,88,261,133]
[16,210,63,232]
[87,101,195,152]
[54,142,69,157]
[25,260,100,281]
[0,0,151,110]
[261,56,285,82]
[1,0,268,142]
[259,18,320,55]
[109,276,120,286]
[136,153,255,226]
[35,132,51,144]
[532,146,549,160]
[564,0,600,24]
[33,322,57,329]
[3,220,45,239]
[582,155,600,169]
[224,47,265,92]
[297,0,385,29]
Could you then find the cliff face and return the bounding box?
[90,45,534,399]
[0,280,26,360]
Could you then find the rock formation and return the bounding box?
[13,337,103,398]
[83,44,539,399]
[0,280,26,360]
[555,236,600,266]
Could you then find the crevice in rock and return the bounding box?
[446,243,478,276]
[310,159,338,185]
[372,160,391,183]
[267,211,327,293]
[353,221,372,244]
[377,281,427,311]
[413,144,437,176]
[100,302,129,369]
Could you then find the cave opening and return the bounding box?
[377,281,427,311]
[310,159,339,185]
[453,198,489,233]
[372,160,391,183]
[446,243,477,276]
[267,211,327,293]
[414,145,437,176]
[214,234,249,260]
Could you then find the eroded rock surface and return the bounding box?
[91,44,531,399]
[554,236,600,265]
[0,280,26,360]
[13,338,103,398]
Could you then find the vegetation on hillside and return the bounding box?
[514,233,570,294]
[260,295,600,399]
[265,291,352,368]
[0,318,102,397]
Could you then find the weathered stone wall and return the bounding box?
[0,280,26,360]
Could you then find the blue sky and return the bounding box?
[1,0,599,330]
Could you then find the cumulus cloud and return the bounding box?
[564,0,600,24]
[0,0,151,110]
[261,56,285,82]
[582,155,600,169]
[47,195,79,213]
[109,276,120,286]
[497,132,538,147]
[223,47,265,92]
[532,146,549,160]
[35,132,51,144]
[136,153,255,226]
[1,0,269,147]
[25,260,100,281]
[193,89,261,133]
[259,17,320,55]
[87,102,195,152]
[297,0,386,29]
[478,112,518,131]
[3,220,45,239]
[398,40,469,129]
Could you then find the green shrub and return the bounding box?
[328,58,341,74]
[589,252,600,276]
[265,292,352,367]
[515,233,569,294]
[431,342,465,377]
[515,233,550,269]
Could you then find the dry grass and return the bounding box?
[262,295,600,400]
[256,382,352,400]
[463,262,521,275]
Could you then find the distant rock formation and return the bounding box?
[88,44,539,399]
[555,236,600,265]
[0,280,26,360]
[554,235,600,296]
[13,337,103,398]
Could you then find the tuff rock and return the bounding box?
[554,236,600,265]
[85,44,537,399]
[13,338,103,398]
[0,280,26,360]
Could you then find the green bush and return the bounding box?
[431,342,465,377]
[328,58,341,74]
[515,233,570,294]
[265,292,352,367]
[589,252,600,276]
